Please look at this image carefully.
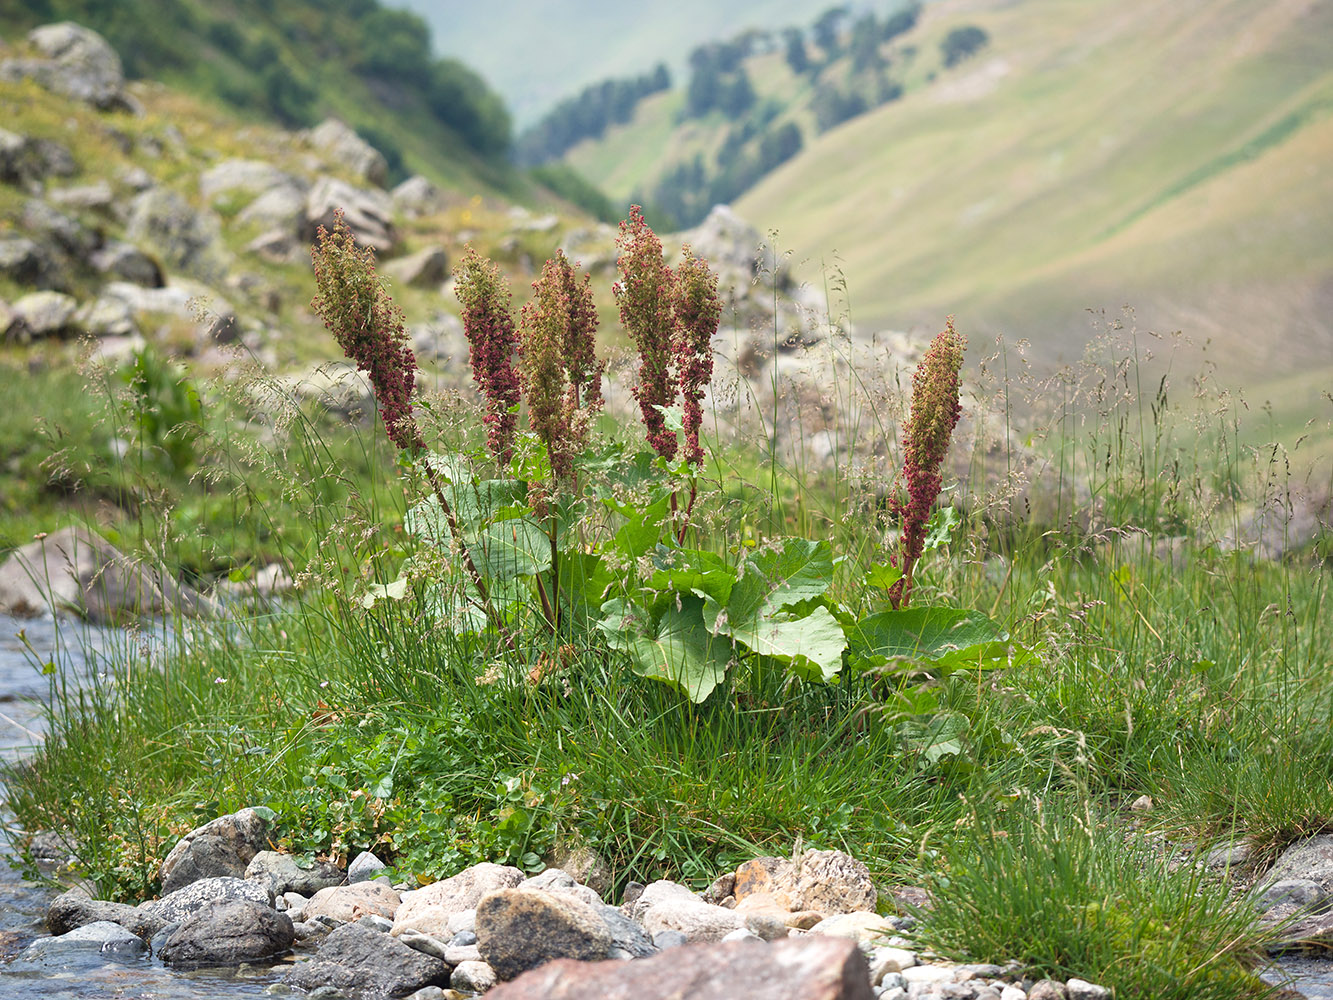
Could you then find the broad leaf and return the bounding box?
[607,494,671,560]
[726,538,835,624]
[647,547,735,605]
[475,518,552,580]
[361,577,408,609]
[599,595,732,703]
[848,606,1033,673]
[715,603,846,682]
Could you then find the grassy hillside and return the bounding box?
[735,0,1333,409]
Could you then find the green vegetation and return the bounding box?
[4,212,1329,999]
[0,0,514,190]
[517,65,671,167]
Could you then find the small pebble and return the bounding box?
[449,929,478,947]
[399,929,450,961]
[1065,980,1109,1000]
[444,943,482,965]
[720,927,761,943]
[1000,986,1027,1000]
[359,914,393,933]
[451,960,497,993]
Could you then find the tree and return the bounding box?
[849,14,884,73]
[883,4,921,42]
[812,6,848,58]
[941,25,989,68]
[783,27,810,75]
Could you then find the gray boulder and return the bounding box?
[49,180,114,212]
[159,807,270,895]
[141,875,273,924]
[285,921,451,997]
[626,879,747,942]
[89,241,163,287]
[101,277,237,345]
[476,887,615,981]
[126,187,231,282]
[237,182,307,231]
[0,235,62,287]
[348,850,388,884]
[157,898,294,968]
[45,888,168,939]
[382,245,448,288]
[303,175,396,252]
[391,175,446,218]
[73,296,136,337]
[0,22,137,112]
[245,850,345,896]
[16,920,147,966]
[199,159,296,202]
[306,118,389,187]
[0,127,77,188]
[303,881,401,924]
[22,199,99,258]
[485,935,875,1000]
[9,290,77,339]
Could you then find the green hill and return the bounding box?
[0,0,518,197]
[735,0,1333,400]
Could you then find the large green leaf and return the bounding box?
[475,518,552,580]
[848,606,1032,672]
[606,494,670,560]
[711,602,846,682]
[599,595,732,703]
[405,479,529,547]
[726,538,835,623]
[647,546,736,605]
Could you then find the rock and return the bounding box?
[391,175,446,218]
[902,965,953,984]
[303,175,396,252]
[0,525,214,622]
[452,960,498,993]
[285,921,451,997]
[683,205,789,287]
[22,199,99,257]
[348,850,388,884]
[237,182,308,231]
[126,187,231,282]
[1027,981,1068,1000]
[102,278,237,344]
[1066,979,1110,1000]
[159,807,270,895]
[49,180,114,212]
[732,850,876,916]
[411,313,467,366]
[868,946,917,980]
[392,862,525,939]
[17,920,146,965]
[141,875,273,924]
[73,296,136,337]
[45,888,168,939]
[1270,910,1333,954]
[486,935,875,1000]
[0,22,137,112]
[400,929,451,961]
[1258,879,1328,914]
[158,898,294,968]
[627,879,747,942]
[474,887,620,980]
[200,160,296,201]
[702,872,737,905]
[304,881,402,924]
[9,290,77,339]
[0,129,78,188]
[89,241,164,287]
[523,867,603,907]
[0,235,63,288]
[246,851,345,896]
[1262,835,1333,894]
[87,332,146,366]
[306,118,389,187]
[383,245,449,288]
[1000,987,1026,1000]
[808,911,897,945]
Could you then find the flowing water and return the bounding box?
[0,612,1327,998]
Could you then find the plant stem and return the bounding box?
[421,461,503,633]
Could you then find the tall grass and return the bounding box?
[1,305,1327,997]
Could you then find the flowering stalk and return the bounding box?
[673,245,721,468]
[517,250,605,629]
[889,317,966,609]
[615,206,678,461]
[454,246,521,466]
[311,212,499,630]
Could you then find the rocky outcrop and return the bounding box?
[126,187,232,282]
[140,875,273,924]
[245,850,345,896]
[305,118,389,187]
[0,127,77,187]
[392,862,525,939]
[303,175,397,252]
[285,920,452,997]
[0,22,139,112]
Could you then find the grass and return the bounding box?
[1,297,1328,1000]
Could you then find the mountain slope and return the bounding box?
[735,0,1333,392]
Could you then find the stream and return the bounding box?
[0,611,1328,998]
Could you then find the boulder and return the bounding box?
[486,935,875,1000]
[0,235,64,288]
[16,920,147,967]
[245,850,345,896]
[9,290,77,339]
[89,241,164,287]
[199,159,296,202]
[0,22,137,112]
[0,128,78,188]
[391,174,446,218]
[101,278,237,345]
[126,187,232,282]
[303,175,396,252]
[303,881,401,924]
[157,898,294,968]
[683,204,790,287]
[411,314,467,366]
[48,180,114,212]
[284,921,451,997]
[1261,835,1333,896]
[392,862,525,939]
[236,182,307,231]
[306,118,389,187]
[22,199,99,257]
[545,844,613,898]
[140,875,273,924]
[45,887,168,939]
[808,911,898,945]
[627,880,747,942]
[382,245,448,288]
[348,850,388,884]
[72,296,136,337]
[159,807,270,895]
